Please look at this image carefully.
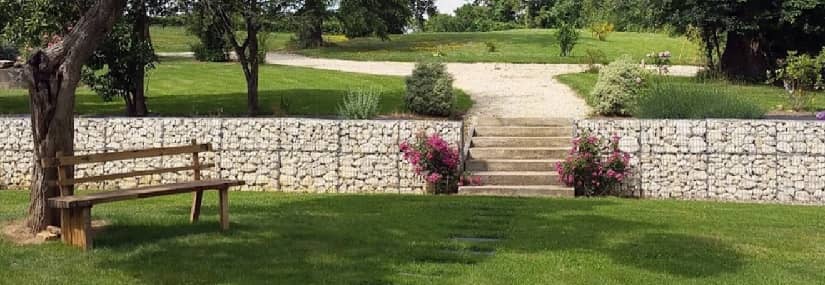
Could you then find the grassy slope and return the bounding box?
[150,27,701,65]
[0,58,471,117]
[150,26,293,53]
[296,29,702,65]
[556,72,825,112]
[1,191,824,284]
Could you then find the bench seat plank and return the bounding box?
[48,179,244,209]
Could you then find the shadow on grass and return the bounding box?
[610,233,744,278]
[88,195,744,283]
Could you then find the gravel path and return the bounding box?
[159,52,701,119]
[266,53,595,119]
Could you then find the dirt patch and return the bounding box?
[1,220,44,245]
[1,219,111,246]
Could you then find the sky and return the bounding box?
[437,0,469,15]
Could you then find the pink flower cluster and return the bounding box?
[556,133,632,196]
[400,133,461,192]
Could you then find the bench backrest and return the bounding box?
[43,140,214,196]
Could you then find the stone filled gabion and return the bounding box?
[0,117,461,193]
[576,119,825,205]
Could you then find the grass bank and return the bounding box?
[556,72,825,114]
[0,58,472,117]
[1,191,823,284]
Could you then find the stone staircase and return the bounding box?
[458,118,575,197]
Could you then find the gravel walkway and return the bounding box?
[159,52,701,119]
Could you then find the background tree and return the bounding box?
[338,0,411,39]
[4,0,126,233]
[82,0,160,117]
[207,0,288,116]
[668,0,825,81]
[409,0,437,31]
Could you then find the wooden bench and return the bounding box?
[44,140,244,250]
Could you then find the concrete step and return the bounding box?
[466,159,561,172]
[474,126,573,137]
[469,147,568,160]
[471,137,571,148]
[477,117,573,127]
[473,171,563,186]
[458,185,574,197]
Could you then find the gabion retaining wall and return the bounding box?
[0,117,461,193]
[576,119,825,205]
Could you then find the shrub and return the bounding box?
[557,22,579,57]
[633,80,765,119]
[0,42,18,60]
[485,41,497,53]
[400,133,460,194]
[590,55,647,116]
[556,133,632,196]
[191,42,228,62]
[338,88,381,119]
[589,21,614,41]
[770,50,825,111]
[646,51,672,75]
[584,48,607,72]
[405,61,455,116]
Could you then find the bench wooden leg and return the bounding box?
[61,207,92,250]
[190,191,204,223]
[218,188,229,230]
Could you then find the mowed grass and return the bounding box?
[1,191,824,284]
[0,58,472,117]
[150,26,293,53]
[556,72,825,113]
[295,29,702,65]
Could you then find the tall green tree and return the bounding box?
[409,0,437,31]
[291,0,412,48]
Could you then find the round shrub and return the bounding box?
[590,55,647,116]
[405,62,455,116]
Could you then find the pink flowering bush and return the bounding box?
[556,132,632,196]
[400,133,461,194]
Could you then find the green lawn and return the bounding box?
[294,29,702,65]
[150,26,293,53]
[1,191,823,284]
[150,27,701,65]
[556,72,825,112]
[0,58,472,117]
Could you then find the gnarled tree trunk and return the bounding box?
[24,0,126,233]
[129,0,150,117]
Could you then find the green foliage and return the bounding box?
[187,2,229,62]
[557,22,578,57]
[584,48,607,71]
[338,0,410,39]
[770,50,825,111]
[634,80,765,119]
[589,21,614,41]
[484,41,497,53]
[423,4,519,32]
[0,41,18,60]
[81,20,156,102]
[405,61,455,116]
[590,55,647,116]
[338,88,382,119]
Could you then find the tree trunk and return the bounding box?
[23,0,126,233]
[246,27,260,116]
[131,0,150,116]
[721,32,769,81]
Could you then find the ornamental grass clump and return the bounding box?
[400,133,461,194]
[556,133,632,196]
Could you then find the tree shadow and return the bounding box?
[93,195,614,284]
[609,233,745,278]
